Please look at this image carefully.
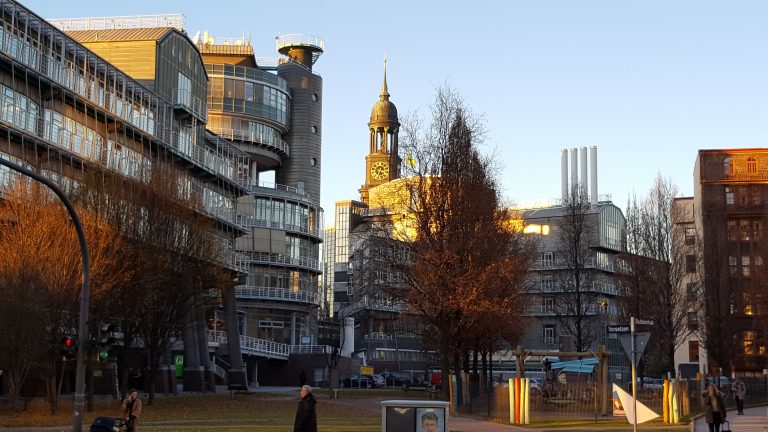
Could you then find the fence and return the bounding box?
[455,374,768,424]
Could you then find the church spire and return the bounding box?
[380,57,390,100]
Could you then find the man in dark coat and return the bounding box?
[294,385,318,432]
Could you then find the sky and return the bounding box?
[27,0,768,219]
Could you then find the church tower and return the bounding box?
[359,60,400,204]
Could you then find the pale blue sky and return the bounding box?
[27,0,768,217]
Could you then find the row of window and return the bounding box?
[209,76,289,125]
[728,255,764,277]
[725,186,762,206]
[246,268,316,292]
[252,197,319,235]
[724,156,762,176]
[0,18,244,184]
[207,116,286,150]
[727,219,763,241]
[205,63,288,92]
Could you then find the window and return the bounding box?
[687,312,698,330]
[543,297,554,313]
[177,72,191,106]
[312,93,318,102]
[742,256,751,277]
[725,187,734,205]
[543,324,555,345]
[311,125,318,134]
[684,228,696,245]
[689,341,699,362]
[743,331,756,355]
[727,220,737,241]
[686,283,699,301]
[723,157,733,175]
[744,293,753,316]
[729,256,737,275]
[747,157,758,174]
[542,275,555,292]
[755,221,763,240]
[740,220,751,241]
[686,255,696,273]
[752,187,761,205]
[541,252,555,267]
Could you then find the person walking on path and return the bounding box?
[121,388,142,432]
[731,378,746,415]
[703,383,727,432]
[293,385,317,432]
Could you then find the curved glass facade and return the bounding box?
[206,64,290,129]
[208,116,287,154]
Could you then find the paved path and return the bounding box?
[693,406,768,432]
[448,415,525,431]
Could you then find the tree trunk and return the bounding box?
[453,351,463,411]
[439,333,451,401]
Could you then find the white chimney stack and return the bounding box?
[561,149,569,201]
[590,146,598,205]
[570,148,578,197]
[580,147,588,197]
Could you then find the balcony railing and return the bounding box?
[173,89,207,122]
[239,180,311,200]
[235,285,321,305]
[344,295,405,315]
[364,332,394,340]
[289,345,334,354]
[207,330,289,360]
[234,251,321,271]
[210,127,289,156]
[531,257,615,272]
[530,281,618,296]
[523,303,618,316]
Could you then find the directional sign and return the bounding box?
[607,325,631,334]
[618,332,651,366]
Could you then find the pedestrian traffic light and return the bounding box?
[97,323,115,363]
[60,335,77,360]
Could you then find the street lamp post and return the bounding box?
[0,159,91,432]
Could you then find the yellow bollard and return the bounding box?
[663,378,669,423]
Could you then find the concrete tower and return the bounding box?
[275,35,324,202]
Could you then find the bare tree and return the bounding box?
[364,86,534,401]
[0,181,128,414]
[553,184,600,352]
[620,175,702,374]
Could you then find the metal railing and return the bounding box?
[276,34,325,52]
[364,332,394,340]
[48,14,186,31]
[234,251,320,271]
[207,330,289,360]
[209,127,289,156]
[235,285,321,305]
[531,257,615,272]
[344,295,405,315]
[239,180,310,199]
[289,345,334,354]
[173,89,207,122]
[523,303,618,316]
[531,281,619,296]
[236,215,320,237]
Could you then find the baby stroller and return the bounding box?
[90,417,126,432]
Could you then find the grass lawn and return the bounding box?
[0,389,437,431]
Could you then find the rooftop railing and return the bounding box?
[240,180,311,200]
[48,14,186,32]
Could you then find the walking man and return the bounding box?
[293,385,317,432]
[731,378,746,415]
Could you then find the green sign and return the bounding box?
[175,354,184,378]
[94,370,103,378]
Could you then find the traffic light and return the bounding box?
[97,323,115,363]
[60,335,77,360]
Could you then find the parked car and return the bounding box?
[342,374,376,388]
[382,371,412,389]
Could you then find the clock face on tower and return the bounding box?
[370,161,389,181]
